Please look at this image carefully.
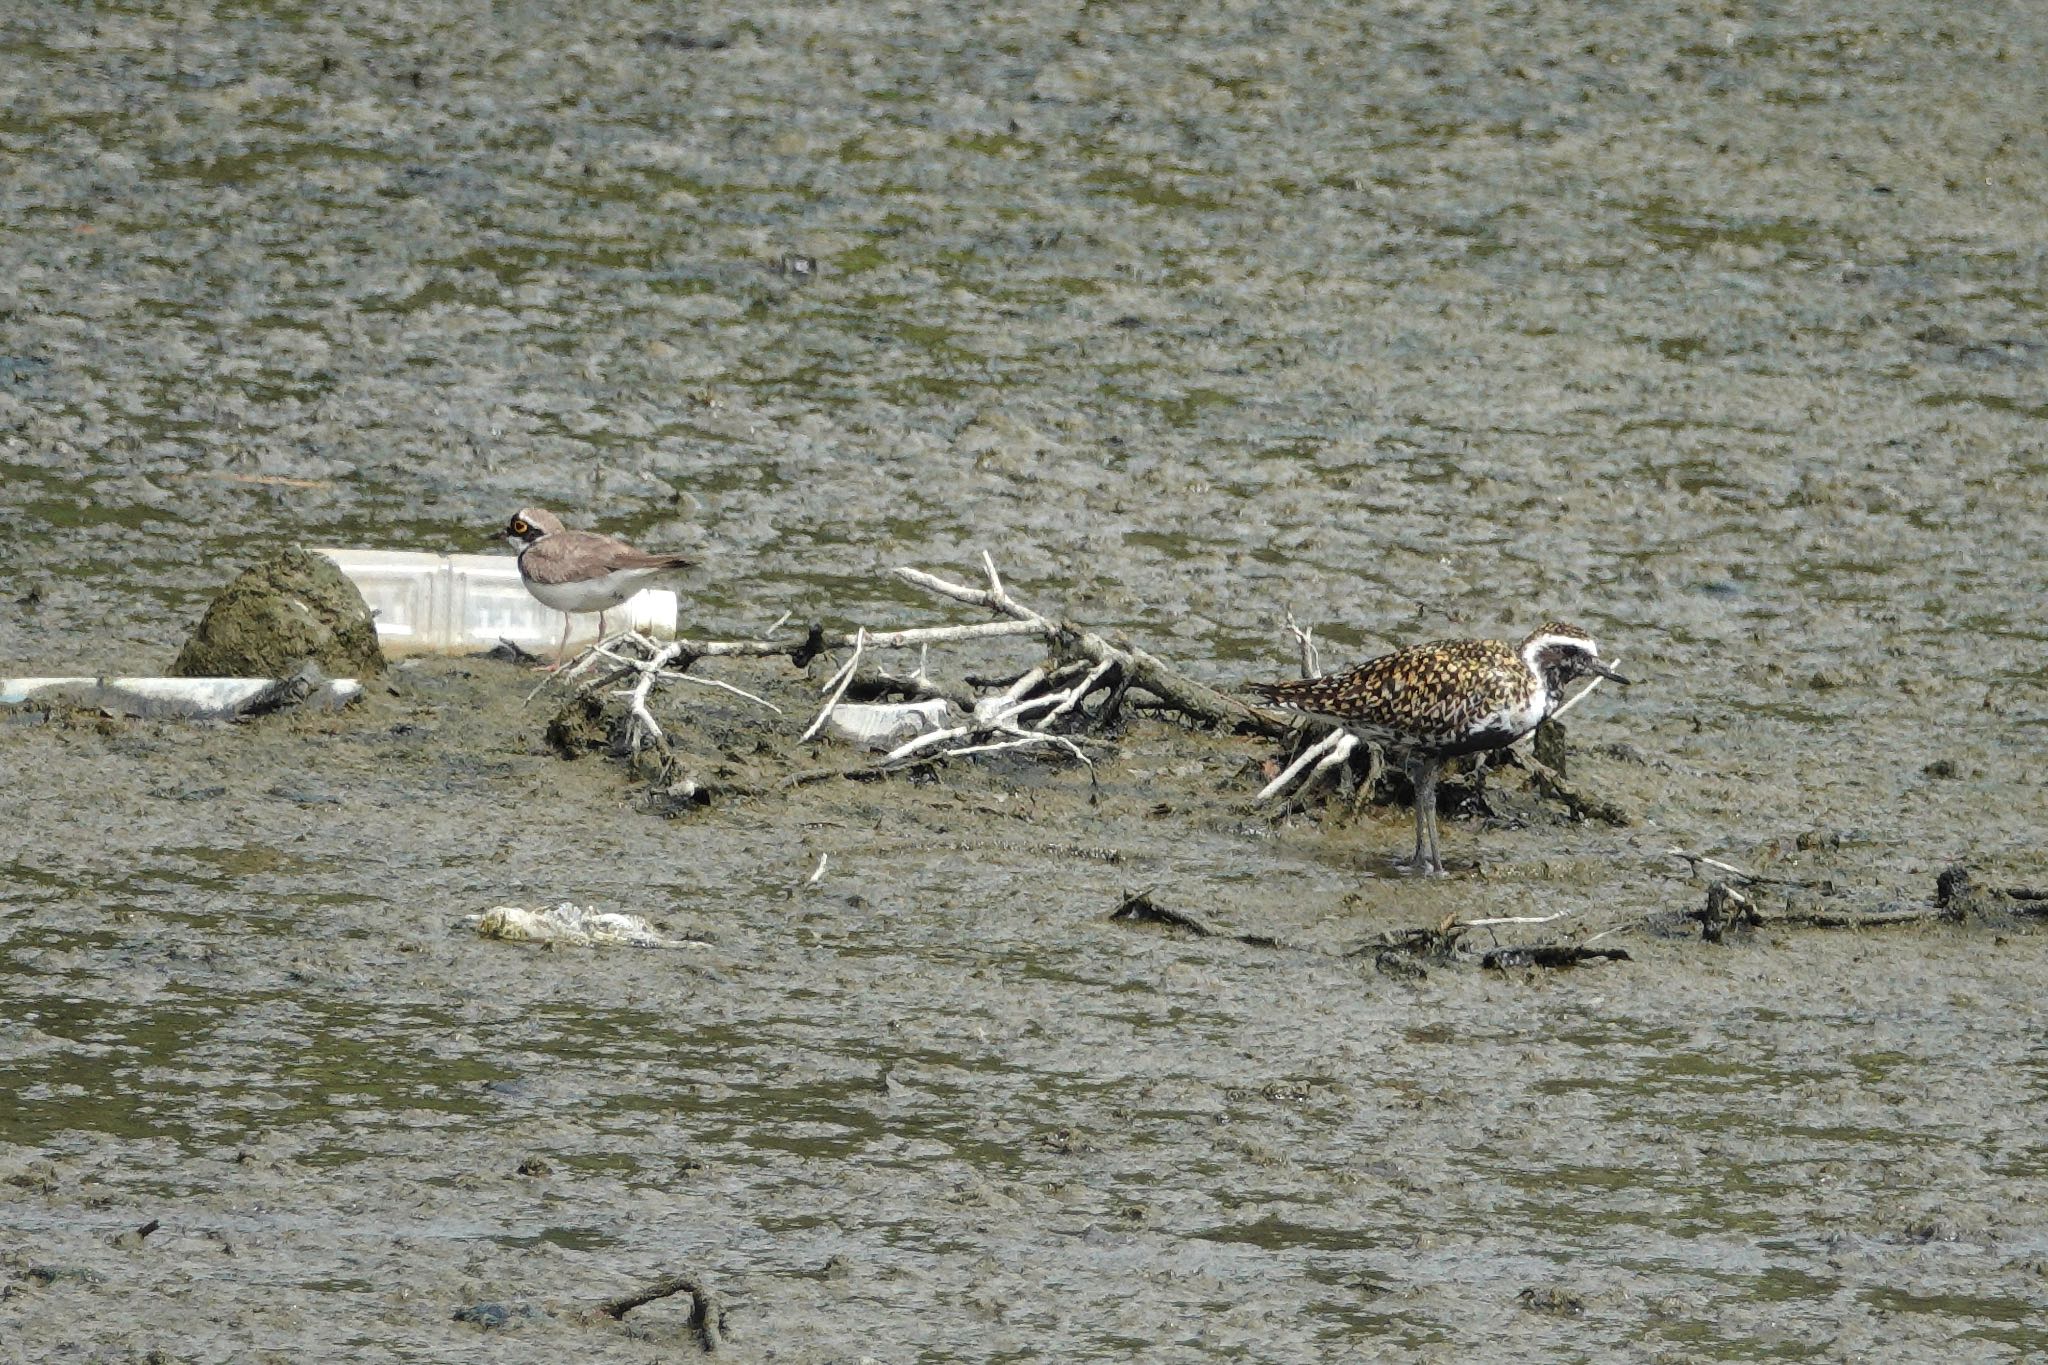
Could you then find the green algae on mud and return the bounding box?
[170,547,386,680]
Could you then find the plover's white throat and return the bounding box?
[495,507,694,666]
[1249,622,1629,875]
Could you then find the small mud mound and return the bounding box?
[171,547,385,679]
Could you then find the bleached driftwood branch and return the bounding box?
[546,554,1292,782]
[895,553,1289,735]
[561,632,784,758]
[1255,728,1358,802]
[800,627,867,743]
[1283,608,1320,679]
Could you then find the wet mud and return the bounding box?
[4,1,2048,1361]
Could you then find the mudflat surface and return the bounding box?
[3,2,2046,1361]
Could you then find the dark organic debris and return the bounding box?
[596,1271,724,1352]
[1111,890,1211,935]
[1936,866,2048,920]
[1350,921,1628,974]
[1529,764,1632,827]
[108,1218,161,1250]
[639,30,731,50]
[1372,948,1430,982]
[1687,866,2048,943]
[545,692,614,758]
[451,1302,549,1330]
[1108,891,1283,948]
[482,638,542,666]
[1518,1285,1586,1316]
[1693,881,1760,943]
[1347,924,1466,971]
[1482,943,1630,970]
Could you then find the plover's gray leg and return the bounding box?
[1421,763,1446,876]
[1396,757,1443,874]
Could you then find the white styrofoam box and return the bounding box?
[318,549,678,656]
[0,676,363,716]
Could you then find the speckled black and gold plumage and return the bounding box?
[1251,636,1535,757]
[1249,622,1628,874]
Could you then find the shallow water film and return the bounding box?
[4,1,2047,1361]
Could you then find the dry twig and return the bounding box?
[595,1272,722,1351]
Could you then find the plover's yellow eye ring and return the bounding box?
[511,519,529,535]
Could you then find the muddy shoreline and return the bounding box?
[6,0,2048,1360]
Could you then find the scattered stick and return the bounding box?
[895,557,1288,735]
[545,554,1293,787]
[1511,660,1621,748]
[1255,728,1358,803]
[1108,891,1282,948]
[596,1272,722,1351]
[1283,608,1320,678]
[1689,879,1954,941]
[1449,907,1578,930]
[1110,889,1213,936]
[1665,847,1819,889]
[109,1218,161,1249]
[800,627,866,742]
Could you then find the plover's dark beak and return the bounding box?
[1590,660,1632,685]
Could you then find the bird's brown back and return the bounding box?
[518,529,694,585]
[1249,638,1533,750]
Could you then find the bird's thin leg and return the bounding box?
[1415,759,1446,876]
[1423,763,1446,876]
[549,612,572,671]
[597,609,608,642]
[1396,757,1433,872]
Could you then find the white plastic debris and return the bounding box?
[466,903,705,949]
[823,699,953,748]
[317,548,677,657]
[0,674,362,719]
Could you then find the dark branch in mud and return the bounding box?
[1935,866,2048,919]
[1691,880,1946,942]
[1349,917,1632,974]
[1689,866,2048,944]
[596,1272,723,1351]
[1666,847,1822,889]
[1482,943,1631,969]
[1108,891,1282,948]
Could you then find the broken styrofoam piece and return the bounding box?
[317,548,678,657]
[0,673,362,719]
[823,699,953,748]
[465,903,707,949]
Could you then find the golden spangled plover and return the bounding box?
[1250,623,1630,875]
